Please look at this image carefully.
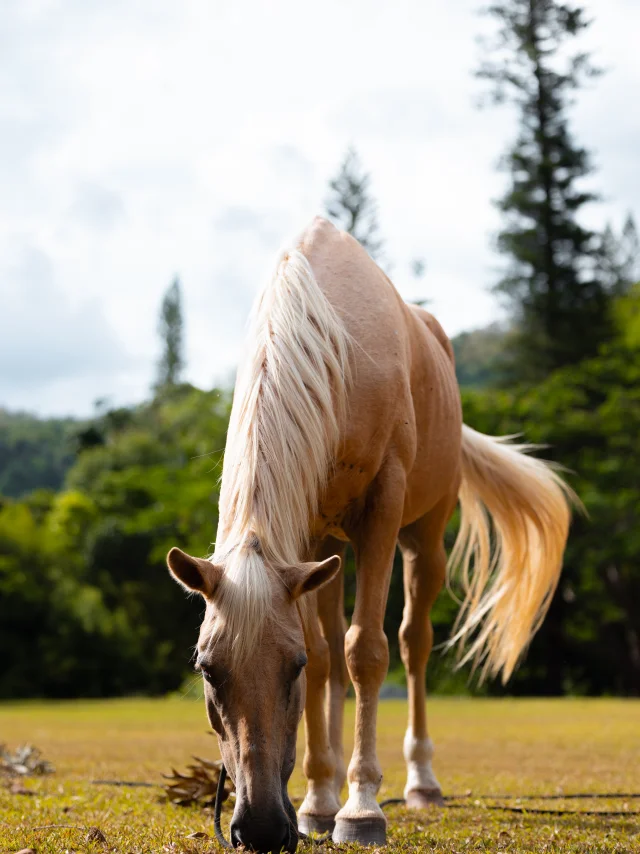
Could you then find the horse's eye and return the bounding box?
[196,658,222,689]
[293,653,308,679]
[201,668,215,685]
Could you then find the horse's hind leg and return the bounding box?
[398,494,456,808]
[298,537,347,836]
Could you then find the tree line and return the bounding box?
[1,0,639,697]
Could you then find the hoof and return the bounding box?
[405,787,444,809]
[298,813,336,836]
[333,816,387,846]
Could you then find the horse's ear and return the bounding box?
[167,548,222,598]
[282,555,342,600]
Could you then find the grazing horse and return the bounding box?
[167,217,573,851]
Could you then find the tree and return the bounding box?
[478,0,616,379]
[155,277,184,390]
[0,410,77,498]
[598,214,640,295]
[325,147,384,261]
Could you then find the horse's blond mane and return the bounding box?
[211,248,351,665]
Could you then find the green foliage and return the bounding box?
[614,282,640,348]
[325,147,384,261]
[155,277,185,390]
[0,489,137,698]
[451,323,509,388]
[0,385,230,698]
[0,409,76,497]
[478,0,628,379]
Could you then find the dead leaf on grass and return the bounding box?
[0,744,54,776]
[8,778,35,795]
[86,826,107,844]
[185,831,209,839]
[162,756,234,808]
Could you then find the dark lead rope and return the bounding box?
[215,763,233,848]
[213,764,640,848]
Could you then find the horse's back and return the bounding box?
[299,218,462,529]
[299,217,411,374]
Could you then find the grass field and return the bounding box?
[1,697,639,853]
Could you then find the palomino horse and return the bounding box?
[167,217,573,852]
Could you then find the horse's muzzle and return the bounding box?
[230,800,297,853]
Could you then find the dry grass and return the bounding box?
[1,697,639,853]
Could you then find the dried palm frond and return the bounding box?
[162,756,234,807]
[0,744,54,776]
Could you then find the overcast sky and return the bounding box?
[2,0,639,417]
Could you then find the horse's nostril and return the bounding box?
[230,823,241,848]
[230,820,252,850]
[278,825,291,849]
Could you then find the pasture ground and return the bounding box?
[0,697,638,853]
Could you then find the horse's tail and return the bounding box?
[447,424,578,683]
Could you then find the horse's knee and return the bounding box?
[345,624,389,687]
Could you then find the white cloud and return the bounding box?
[0,242,134,401]
[68,183,125,231]
[0,0,638,415]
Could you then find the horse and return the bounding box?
[167,216,574,852]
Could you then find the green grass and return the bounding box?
[1,697,639,852]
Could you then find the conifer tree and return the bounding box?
[599,214,640,294]
[325,147,384,261]
[155,277,184,390]
[479,0,615,378]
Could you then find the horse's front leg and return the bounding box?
[316,538,349,798]
[298,592,341,836]
[333,462,406,846]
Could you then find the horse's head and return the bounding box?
[167,546,341,853]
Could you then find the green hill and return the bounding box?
[0,409,78,498]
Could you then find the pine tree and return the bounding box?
[598,214,640,294]
[478,0,614,379]
[325,147,383,261]
[155,277,184,390]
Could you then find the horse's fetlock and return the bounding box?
[347,757,383,788]
[303,751,336,782]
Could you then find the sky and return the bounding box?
[2,0,639,417]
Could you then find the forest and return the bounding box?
[1,0,639,698]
